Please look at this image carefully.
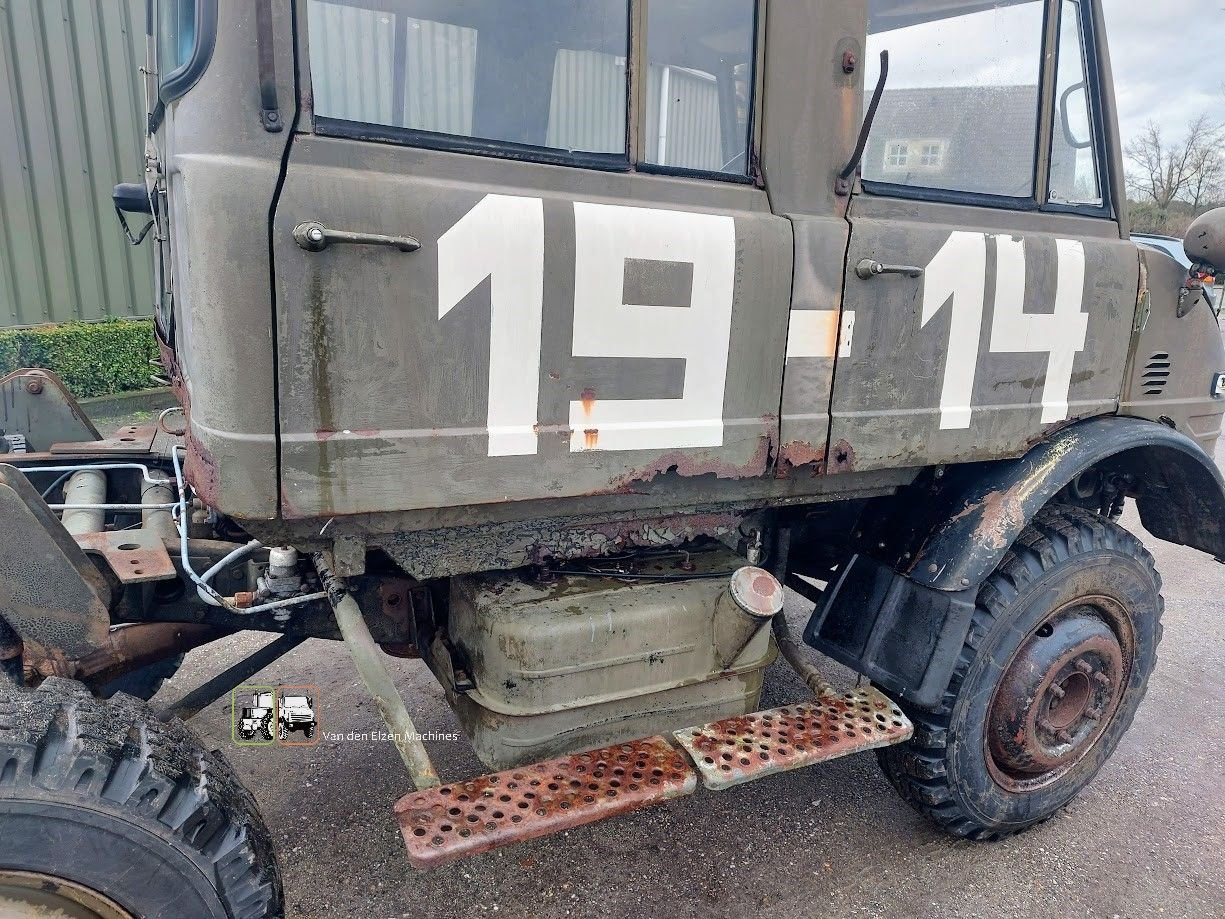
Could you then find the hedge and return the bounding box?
[0,319,159,398]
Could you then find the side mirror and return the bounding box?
[1185,208,1225,271]
[1059,83,1093,150]
[112,182,153,215]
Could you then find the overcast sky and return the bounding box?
[867,0,1223,155]
[1102,0,1224,149]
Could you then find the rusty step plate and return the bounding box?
[395,736,696,868]
[673,686,913,791]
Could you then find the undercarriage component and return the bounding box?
[442,549,780,769]
[64,622,225,688]
[73,529,178,585]
[673,685,912,791]
[395,736,697,869]
[159,633,306,722]
[60,469,106,535]
[0,464,110,658]
[318,551,440,789]
[0,369,99,453]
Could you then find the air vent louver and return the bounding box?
[1142,352,1171,396]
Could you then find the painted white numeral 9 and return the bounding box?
[570,204,736,452]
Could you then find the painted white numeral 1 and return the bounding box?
[922,232,1088,430]
[570,203,736,452]
[437,194,544,456]
[920,232,987,430]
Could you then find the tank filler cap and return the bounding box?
[728,567,785,620]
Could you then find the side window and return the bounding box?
[306,1,630,158]
[642,1,756,177]
[864,0,1045,198]
[1048,0,1103,206]
[156,0,214,102]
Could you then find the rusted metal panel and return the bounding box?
[73,529,177,585]
[395,736,696,869]
[0,369,99,452]
[674,686,912,791]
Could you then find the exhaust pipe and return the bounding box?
[713,567,785,668]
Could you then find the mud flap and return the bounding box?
[802,553,976,709]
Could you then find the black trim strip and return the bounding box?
[861,180,1041,212]
[313,117,634,173]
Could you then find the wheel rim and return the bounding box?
[0,869,134,919]
[986,597,1133,792]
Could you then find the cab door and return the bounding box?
[273,0,790,518]
[829,0,1136,472]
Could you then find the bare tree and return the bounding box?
[1125,115,1224,212]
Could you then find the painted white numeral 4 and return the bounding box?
[921,232,1088,430]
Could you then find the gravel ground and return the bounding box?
[148,458,1225,919]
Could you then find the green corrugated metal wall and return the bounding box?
[0,0,151,329]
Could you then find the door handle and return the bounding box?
[293,221,421,253]
[856,258,924,280]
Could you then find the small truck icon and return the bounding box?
[278,693,317,741]
[238,691,275,742]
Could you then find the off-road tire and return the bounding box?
[260,711,274,742]
[0,677,282,918]
[877,505,1162,840]
[304,723,316,740]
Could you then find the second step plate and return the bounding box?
[673,686,913,790]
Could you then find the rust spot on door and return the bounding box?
[580,388,597,418]
[584,429,599,450]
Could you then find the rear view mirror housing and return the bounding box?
[1185,208,1225,271]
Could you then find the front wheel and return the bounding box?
[0,677,282,917]
[877,505,1162,839]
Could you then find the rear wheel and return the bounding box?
[877,505,1162,839]
[0,677,282,918]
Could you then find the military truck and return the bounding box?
[1,0,1224,915]
[238,691,276,741]
[277,692,316,741]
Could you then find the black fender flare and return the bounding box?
[803,416,1225,709]
[908,415,1225,592]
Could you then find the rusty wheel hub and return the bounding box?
[987,604,1128,790]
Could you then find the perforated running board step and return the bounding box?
[395,736,696,868]
[673,685,913,791]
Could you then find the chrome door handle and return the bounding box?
[293,221,421,253]
[856,258,923,280]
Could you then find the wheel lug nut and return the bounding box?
[1074,660,1093,675]
[1092,672,1110,687]
[1085,708,1102,722]
[1056,729,1074,744]
[1049,684,1066,699]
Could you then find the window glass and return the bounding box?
[643,0,756,176]
[864,0,1045,198]
[157,0,197,80]
[1049,1,1102,206]
[307,0,629,156]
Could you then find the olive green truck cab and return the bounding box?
[2,1,1225,915]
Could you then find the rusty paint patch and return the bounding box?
[604,432,772,492]
[583,429,599,450]
[778,440,826,477]
[580,388,596,418]
[829,439,856,473]
[528,511,742,566]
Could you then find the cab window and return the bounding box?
[306,0,630,160]
[864,0,1046,199]
[1048,0,1103,206]
[642,0,757,178]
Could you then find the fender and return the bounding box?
[908,415,1225,592]
[804,415,1225,709]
